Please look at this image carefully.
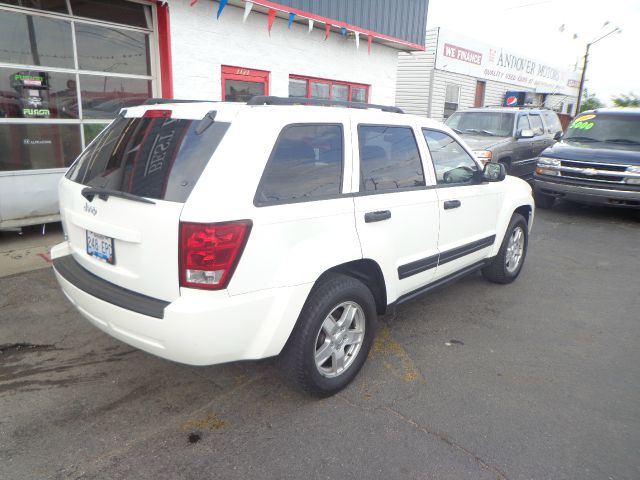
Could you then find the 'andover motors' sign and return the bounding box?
[435,29,580,96]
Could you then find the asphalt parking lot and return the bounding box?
[1,203,639,480]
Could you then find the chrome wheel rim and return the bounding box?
[505,226,525,273]
[314,301,366,378]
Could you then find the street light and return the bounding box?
[574,25,622,114]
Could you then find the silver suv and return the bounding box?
[446,107,563,180]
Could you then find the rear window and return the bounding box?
[542,111,562,133]
[66,114,230,202]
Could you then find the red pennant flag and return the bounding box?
[368,34,373,55]
[267,8,276,35]
[325,23,331,40]
[190,0,198,6]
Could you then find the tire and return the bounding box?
[534,190,555,209]
[482,213,528,284]
[278,273,378,397]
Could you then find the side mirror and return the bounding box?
[553,131,563,141]
[518,129,535,139]
[482,162,506,182]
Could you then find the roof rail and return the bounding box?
[480,104,544,109]
[143,98,219,105]
[246,95,404,114]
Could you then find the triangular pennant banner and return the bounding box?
[288,12,295,28]
[267,8,276,35]
[368,34,373,55]
[190,0,198,6]
[308,19,314,32]
[325,23,331,40]
[340,27,347,36]
[355,31,360,49]
[243,1,253,23]
[216,0,228,19]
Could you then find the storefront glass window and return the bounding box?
[332,84,348,102]
[75,23,150,76]
[351,87,366,103]
[288,78,306,98]
[311,81,330,99]
[0,10,74,68]
[0,67,78,119]
[0,123,81,171]
[290,75,369,103]
[80,74,152,119]
[69,0,151,28]
[224,79,264,103]
[1,0,69,13]
[83,123,109,146]
[0,3,156,172]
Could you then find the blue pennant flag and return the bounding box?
[288,12,295,28]
[217,0,228,19]
[341,27,347,36]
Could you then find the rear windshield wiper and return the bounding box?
[604,138,640,145]
[450,127,463,134]
[81,186,156,204]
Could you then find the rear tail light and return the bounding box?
[179,221,252,290]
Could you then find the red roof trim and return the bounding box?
[249,0,425,51]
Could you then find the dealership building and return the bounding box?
[396,27,581,121]
[0,0,427,229]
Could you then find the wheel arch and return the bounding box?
[316,259,388,315]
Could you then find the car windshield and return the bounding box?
[446,112,515,137]
[564,113,640,151]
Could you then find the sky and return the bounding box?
[425,0,640,105]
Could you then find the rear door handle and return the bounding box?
[364,210,391,223]
[443,200,461,210]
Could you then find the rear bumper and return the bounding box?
[51,242,312,366]
[534,176,640,209]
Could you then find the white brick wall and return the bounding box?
[168,0,399,104]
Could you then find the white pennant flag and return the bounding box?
[308,19,314,33]
[242,1,253,22]
[355,31,360,49]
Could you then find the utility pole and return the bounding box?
[574,27,621,114]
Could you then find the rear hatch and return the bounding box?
[59,103,235,302]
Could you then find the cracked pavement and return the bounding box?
[1,203,639,479]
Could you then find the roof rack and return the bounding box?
[246,95,404,114]
[143,98,219,105]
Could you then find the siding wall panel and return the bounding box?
[269,0,428,46]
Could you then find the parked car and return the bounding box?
[51,96,534,397]
[446,107,563,180]
[534,108,640,213]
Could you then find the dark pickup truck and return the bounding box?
[533,108,640,214]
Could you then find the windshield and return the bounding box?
[564,114,640,151]
[66,114,230,202]
[446,112,515,137]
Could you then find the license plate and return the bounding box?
[86,230,115,264]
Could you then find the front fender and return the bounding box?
[489,177,534,257]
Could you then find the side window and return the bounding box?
[358,125,425,192]
[255,124,343,205]
[529,114,544,135]
[517,115,531,133]
[542,111,561,134]
[422,129,479,185]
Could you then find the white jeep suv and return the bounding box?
[52,97,534,396]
